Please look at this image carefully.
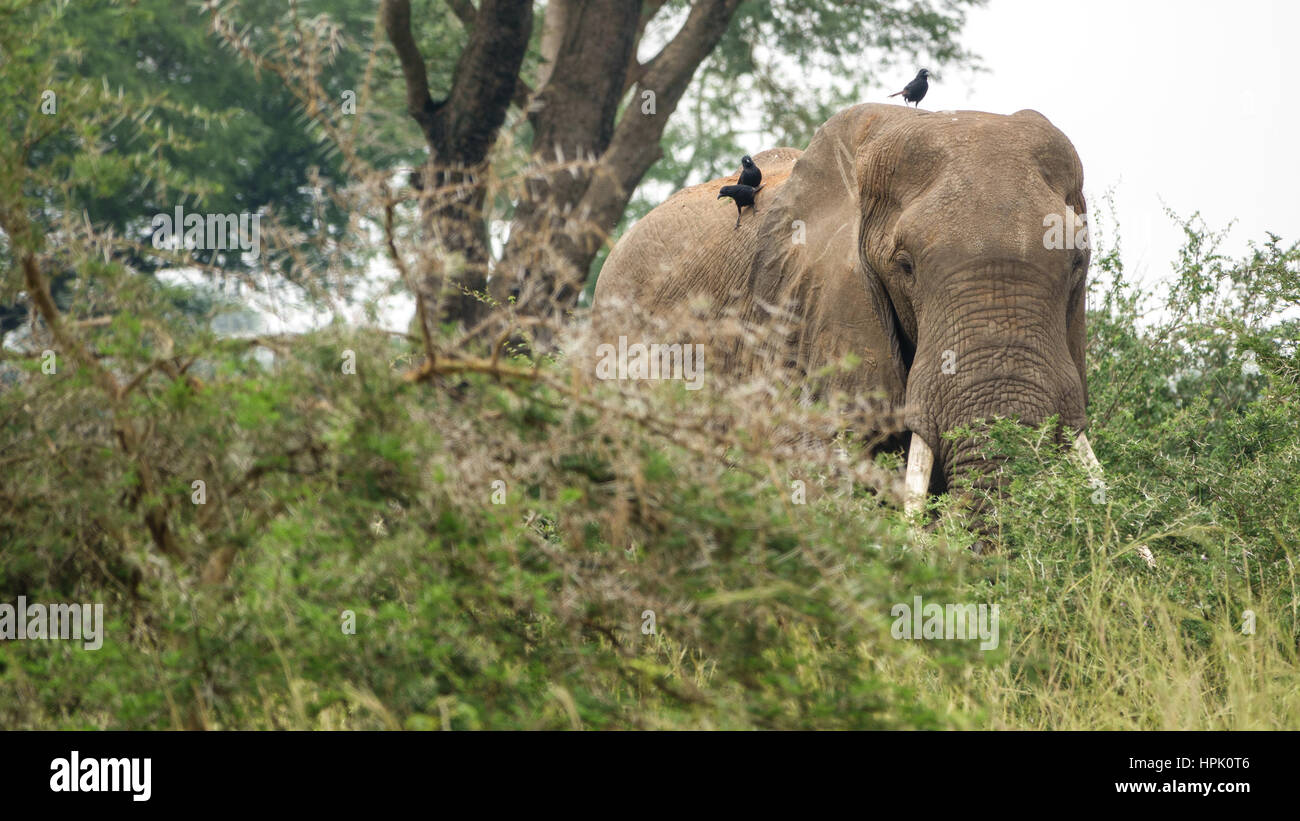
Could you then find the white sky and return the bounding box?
[955,0,1300,289]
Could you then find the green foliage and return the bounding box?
[1,0,435,337]
[15,0,387,255]
[0,326,967,729]
[4,214,1300,728]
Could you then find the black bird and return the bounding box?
[718,183,764,229]
[888,68,931,108]
[739,155,762,188]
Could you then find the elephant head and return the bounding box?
[594,103,1093,511]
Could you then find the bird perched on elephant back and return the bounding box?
[592,104,1096,515]
[717,183,763,228]
[717,155,765,227]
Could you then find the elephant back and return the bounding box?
[592,148,802,340]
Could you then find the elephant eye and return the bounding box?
[1071,250,1087,281]
[895,251,914,278]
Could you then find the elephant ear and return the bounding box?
[1066,189,1089,411]
[748,104,917,408]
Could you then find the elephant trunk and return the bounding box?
[904,261,1087,515]
[946,433,1011,544]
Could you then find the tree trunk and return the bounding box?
[382,0,533,329]
[496,0,641,315]
[386,0,743,329]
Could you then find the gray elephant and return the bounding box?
[592,103,1098,509]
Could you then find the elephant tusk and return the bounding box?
[1073,432,1103,476]
[904,432,934,515]
[1073,431,1151,565]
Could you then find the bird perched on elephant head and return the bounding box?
[888,69,931,108]
[739,155,762,187]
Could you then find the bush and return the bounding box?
[4,213,1299,728]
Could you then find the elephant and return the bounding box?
[591,102,1098,511]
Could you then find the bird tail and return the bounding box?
[888,91,903,98]
[754,184,764,193]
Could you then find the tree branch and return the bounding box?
[5,217,179,557]
[576,0,742,257]
[445,0,477,28]
[436,0,534,163]
[622,0,668,94]
[381,0,439,138]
